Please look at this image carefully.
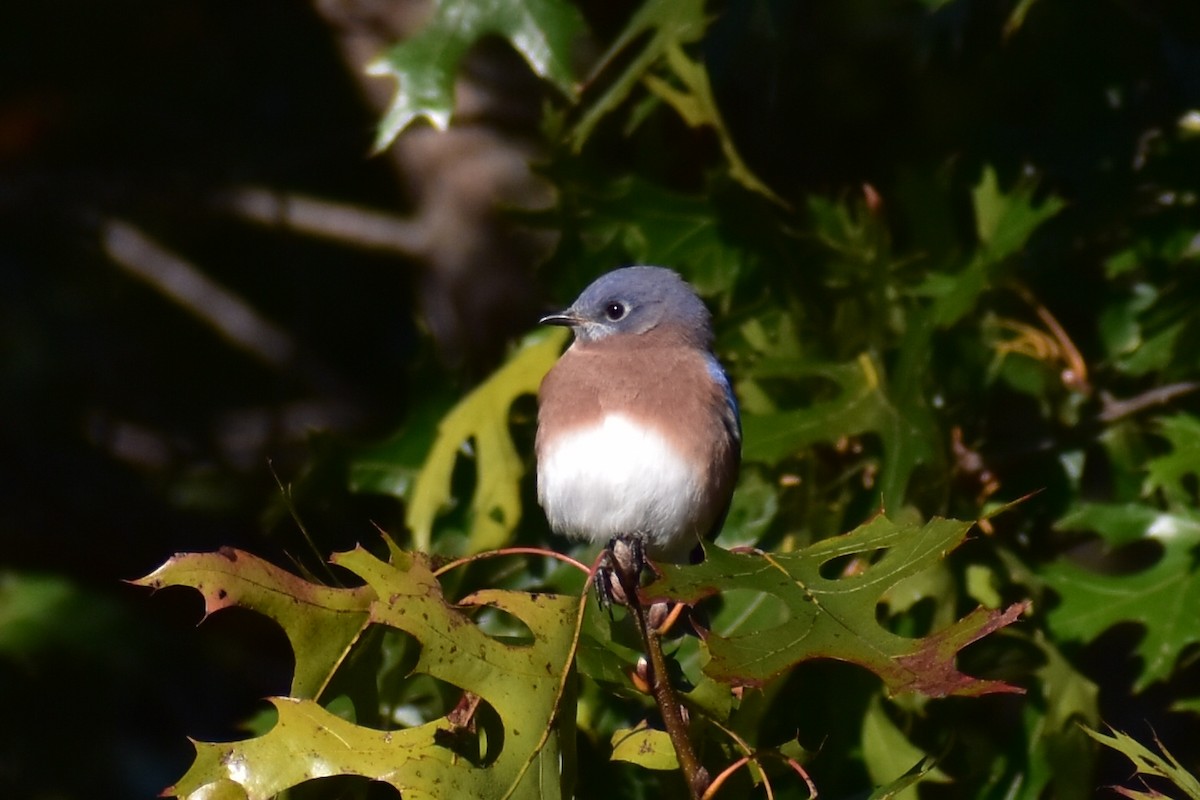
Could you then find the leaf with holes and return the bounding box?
[133,548,372,698]
[354,327,567,554]
[162,547,581,800]
[647,515,1028,696]
[370,0,585,149]
[1043,503,1200,690]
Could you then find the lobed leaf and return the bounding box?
[569,0,708,150]
[1085,726,1200,800]
[163,548,581,799]
[362,327,567,554]
[370,0,585,149]
[133,548,372,698]
[648,516,1028,696]
[642,44,784,204]
[1043,503,1200,690]
[740,354,936,511]
[915,166,1063,327]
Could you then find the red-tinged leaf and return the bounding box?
[647,516,1027,697]
[132,547,372,698]
[164,548,582,800]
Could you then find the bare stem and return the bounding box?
[612,560,710,799]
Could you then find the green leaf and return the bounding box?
[610,724,679,771]
[368,328,567,554]
[1043,503,1200,690]
[740,354,936,512]
[574,176,748,296]
[915,166,1063,327]
[972,166,1064,262]
[648,516,1028,696]
[1145,413,1200,505]
[348,388,455,504]
[862,695,949,798]
[642,45,784,204]
[1022,630,1099,800]
[570,0,708,150]
[1085,726,1200,800]
[866,756,946,799]
[370,0,585,149]
[133,548,372,698]
[166,548,581,800]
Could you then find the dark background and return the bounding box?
[3,1,1200,797]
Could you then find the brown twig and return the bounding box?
[611,559,710,799]
[432,546,591,577]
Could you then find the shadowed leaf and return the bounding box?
[1043,503,1200,690]
[740,354,936,511]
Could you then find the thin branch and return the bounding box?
[1098,383,1200,423]
[102,218,296,368]
[221,185,427,256]
[612,558,710,800]
[432,546,591,578]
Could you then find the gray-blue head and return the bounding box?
[540,266,713,347]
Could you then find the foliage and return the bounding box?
[1086,726,1200,799]
[143,516,1024,799]
[131,0,1200,798]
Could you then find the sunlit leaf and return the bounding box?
[1085,726,1200,799]
[165,548,581,799]
[642,45,784,204]
[649,516,1028,696]
[370,0,585,149]
[134,548,372,698]
[611,725,679,771]
[570,0,707,150]
[357,328,567,554]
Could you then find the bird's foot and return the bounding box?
[595,533,646,611]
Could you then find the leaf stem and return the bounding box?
[432,546,591,577]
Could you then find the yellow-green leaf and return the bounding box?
[408,327,567,553]
[611,725,679,771]
[167,548,582,800]
[133,548,372,699]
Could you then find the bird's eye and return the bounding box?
[604,302,627,321]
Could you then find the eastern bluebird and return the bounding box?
[535,266,741,563]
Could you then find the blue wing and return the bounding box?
[705,354,742,444]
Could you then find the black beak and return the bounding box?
[539,311,579,327]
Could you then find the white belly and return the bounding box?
[537,413,703,555]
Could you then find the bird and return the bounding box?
[535,266,741,565]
